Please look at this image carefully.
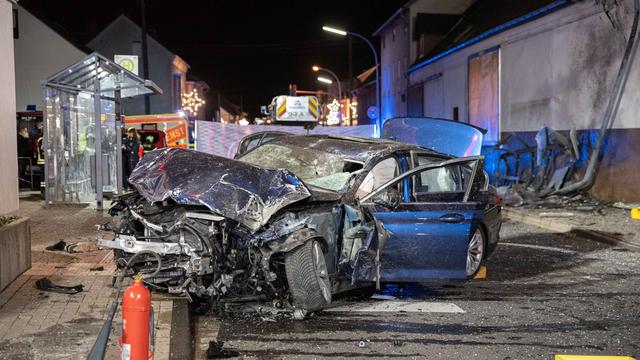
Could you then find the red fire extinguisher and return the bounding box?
[120,275,155,359]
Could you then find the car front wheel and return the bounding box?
[285,240,332,312]
[466,228,485,278]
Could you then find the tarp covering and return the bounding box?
[129,148,311,230]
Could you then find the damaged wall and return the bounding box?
[409,0,640,202]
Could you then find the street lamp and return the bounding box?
[317,76,333,84]
[322,25,380,134]
[312,65,342,100]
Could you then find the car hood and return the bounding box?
[381,117,485,157]
[129,148,311,231]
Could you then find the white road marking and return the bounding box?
[326,300,465,313]
[501,242,576,254]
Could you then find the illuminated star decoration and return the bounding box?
[181,89,205,116]
[326,99,341,126]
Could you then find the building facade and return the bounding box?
[398,0,639,202]
[87,15,189,116]
[1,0,18,215]
[374,0,473,121]
[12,4,86,113]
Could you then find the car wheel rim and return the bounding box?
[466,229,484,277]
[312,241,331,303]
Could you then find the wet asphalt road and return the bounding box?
[196,220,640,359]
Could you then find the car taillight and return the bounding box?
[492,193,503,206]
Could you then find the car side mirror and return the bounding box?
[372,188,401,209]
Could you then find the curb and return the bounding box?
[503,208,640,251]
[169,299,194,360]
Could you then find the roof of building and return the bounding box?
[414,13,462,39]
[408,0,569,73]
[15,3,91,54]
[87,14,178,60]
[373,7,408,36]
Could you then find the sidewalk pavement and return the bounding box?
[504,206,640,250]
[0,193,174,359]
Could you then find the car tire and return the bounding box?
[466,228,486,279]
[285,240,332,312]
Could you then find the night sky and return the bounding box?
[20,0,406,119]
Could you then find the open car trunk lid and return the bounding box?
[129,148,311,231]
[381,117,486,157]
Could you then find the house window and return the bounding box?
[453,106,459,121]
[468,47,500,144]
[392,28,396,42]
[13,9,19,39]
[172,73,182,111]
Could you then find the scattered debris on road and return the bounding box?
[539,212,575,218]
[612,202,640,210]
[45,240,98,253]
[370,294,397,301]
[206,340,239,359]
[35,278,83,294]
[45,240,67,251]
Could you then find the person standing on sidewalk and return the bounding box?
[123,128,142,190]
[17,127,31,188]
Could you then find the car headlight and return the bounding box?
[243,197,263,230]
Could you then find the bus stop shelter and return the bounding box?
[42,52,161,209]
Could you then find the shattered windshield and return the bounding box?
[239,143,360,191]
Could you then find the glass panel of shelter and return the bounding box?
[44,87,119,204]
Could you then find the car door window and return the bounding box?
[361,156,482,204]
[356,157,399,199]
[413,154,474,201]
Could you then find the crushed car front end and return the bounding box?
[100,148,319,303]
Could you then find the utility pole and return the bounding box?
[141,0,150,114]
[348,37,353,91]
[217,90,221,122]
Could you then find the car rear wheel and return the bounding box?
[285,240,332,312]
[466,228,485,278]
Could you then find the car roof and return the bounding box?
[266,134,435,163]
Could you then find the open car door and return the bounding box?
[360,156,486,281]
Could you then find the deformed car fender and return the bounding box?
[260,228,325,271]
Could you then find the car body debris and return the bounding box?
[46,240,98,253]
[35,278,83,294]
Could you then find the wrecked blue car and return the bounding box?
[101,126,501,313]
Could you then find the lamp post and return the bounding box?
[322,26,380,135]
[312,65,342,100]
